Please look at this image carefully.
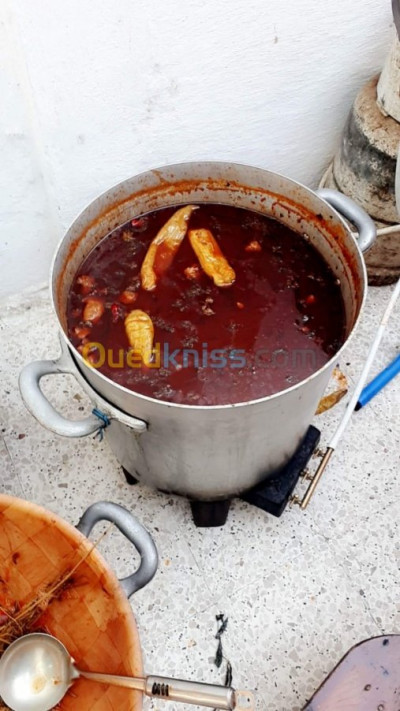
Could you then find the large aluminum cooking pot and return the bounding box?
[0,495,158,711]
[19,162,375,500]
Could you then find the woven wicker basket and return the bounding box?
[0,495,144,711]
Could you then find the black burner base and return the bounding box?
[241,425,320,517]
[121,426,320,526]
[190,499,231,528]
[188,426,320,527]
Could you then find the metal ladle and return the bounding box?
[0,633,253,711]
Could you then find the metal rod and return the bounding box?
[331,278,400,450]
[376,223,400,237]
[299,279,400,509]
[300,448,334,509]
[349,224,400,240]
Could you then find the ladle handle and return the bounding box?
[79,670,253,710]
[145,675,235,708]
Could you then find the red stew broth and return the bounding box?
[67,204,346,406]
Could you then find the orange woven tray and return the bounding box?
[0,495,143,711]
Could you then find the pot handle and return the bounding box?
[76,501,158,596]
[19,347,147,438]
[19,357,101,438]
[316,188,376,253]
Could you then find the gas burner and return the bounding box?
[122,426,320,527]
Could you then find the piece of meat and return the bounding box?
[74,325,91,340]
[140,205,198,291]
[119,290,138,305]
[83,298,104,324]
[188,229,235,287]
[124,310,154,366]
[76,274,95,294]
[245,240,262,252]
[184,264,202,281]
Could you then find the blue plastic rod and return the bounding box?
[355,352,400,410]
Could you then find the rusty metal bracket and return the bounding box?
[291,447,334,510]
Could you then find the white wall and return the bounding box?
[0,0,394,298]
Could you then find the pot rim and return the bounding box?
[52,160,368,412]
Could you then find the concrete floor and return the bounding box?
[0,284,399,710]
